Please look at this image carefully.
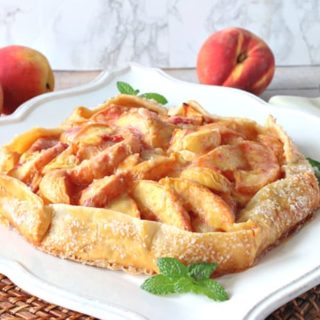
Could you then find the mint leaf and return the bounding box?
[140,93,168,105]
[157,257,188,278]
[188,262,217,281]
[116,81,138,95]
[174,277,194,293]
[307,157,320,183]
[141,275,176,295]
[193,279,229,301]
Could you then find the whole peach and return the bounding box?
[197,27,275,95]
[0,45,54,114]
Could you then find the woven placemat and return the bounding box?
[0,274,95,319]
[267,286,320,320]
[0,273,319,320]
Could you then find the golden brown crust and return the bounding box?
[238,117,320,256]
[0,128,62,174]
[0,96,319,275]
[39,204,259,274]
[97,94,168,116]
[0,174,51,244]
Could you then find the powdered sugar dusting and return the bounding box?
[1,95,320,275]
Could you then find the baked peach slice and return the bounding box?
[27,137,61,153]
[168,129,188,151]
[69,134,141,185]
[168,100,216,126]
[169,100,211,117]
[201,123,245,145]
[180,166,232,193]
[160,177,234,232]
[196,144,248,178]
[0,129,63,174]
[79,174,127,208]
[169,128,221,154]
[197,141,280,194]
[116,153,141,173]
[62,106,94,128]
[106,194,140,218]
[9,142,68,191]
[174,150,197,164]
[39,169,71,204]
[2,128,62,155]
[42,145,79,173]
[234,141,280,194]
[89,105,129,124]
[114,108,174,148]
[61,123,115,145]
[61,124,123,160]
[131,180,191,231]
[129,155,178,181]
[212,119,261,141]
[257,134,284,164]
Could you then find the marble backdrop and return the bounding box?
[0,0,319,70]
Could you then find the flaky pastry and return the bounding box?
[0,94,319,275]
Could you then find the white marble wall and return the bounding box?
[0,0,319,70]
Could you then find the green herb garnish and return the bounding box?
[307,157,320,183]
[141,257,229,301]
[116,81,168,105]
[139,93,168,105]
[116,81,140,96]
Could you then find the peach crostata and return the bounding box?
[0,93,319,275]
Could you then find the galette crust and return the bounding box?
[0,97,319,275]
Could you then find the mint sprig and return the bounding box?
[307,157,320,183]
[116,81,140,95]
[139,93,168,105]
[116,81,168,105]
[141,257,229,302]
